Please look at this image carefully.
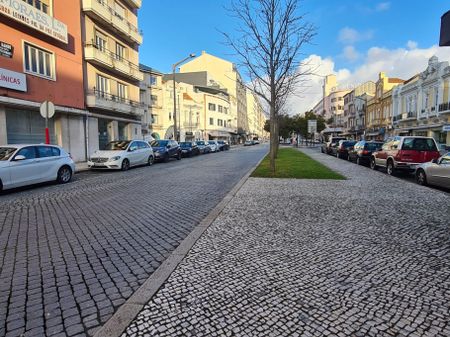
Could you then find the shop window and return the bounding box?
[24,43,54,80]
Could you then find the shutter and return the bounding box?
[6,109,56,144]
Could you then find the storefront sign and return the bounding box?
[0,0,68,44]
[0,41,13,58]
[0,67,27,92]
[443,125,450,132]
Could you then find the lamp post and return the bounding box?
[172,53,195,141]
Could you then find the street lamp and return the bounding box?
[172,53,196,141]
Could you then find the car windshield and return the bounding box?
[180,142,191,147]
[196,141,205,146]
[151,140,169,147]
[103,141,130,151]
[0,147,17,161]
[402,138,437,151]
[366,142,383,150]
[343,141,356,146]
[208,141,215,144]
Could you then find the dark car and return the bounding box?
[217,140,230,151]
[348,141,384,165]
[332,140,357,159]
[150,139,182,162]
[195,141,211,154]
[180,141,200,157]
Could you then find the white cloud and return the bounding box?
[342,46,360,62]
[376,2,391,12]
[338,27,374,45]
[407,40,418,50]
[287,44,450,115]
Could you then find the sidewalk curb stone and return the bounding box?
[92,150,268,337]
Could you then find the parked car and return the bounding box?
[195,140,211,154]
[0,144,75,191]
[415,152,450,189]
[208,140,220,152]
[244,140,254,146]
[322,136,346,154]
[179,141,200,157]
[151,139,182,162]
[89,140,154,170]
[348,141,384,165]
[217,140,230,151]
[370,136,441,175]
[333,140,357,159]
[253,139,260,145]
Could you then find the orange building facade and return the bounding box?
[0,0,87,161]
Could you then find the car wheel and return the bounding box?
[356,157,361,165]
[121,159,130,171]
[370,157,377,170]
[386,160,395,176]
[57,166,72,184]
[321,147,324,153]
[416,169,427,186]
[177,152,181,160]
[147,155,154,166]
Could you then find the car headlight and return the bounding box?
[110,156,121,161]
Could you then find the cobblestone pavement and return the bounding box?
[123,147,450,337]
[0,145,268,337]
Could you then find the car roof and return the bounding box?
[0,144,61,148]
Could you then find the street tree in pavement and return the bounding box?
[223,0,316,173]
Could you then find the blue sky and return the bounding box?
[138,1,450,113]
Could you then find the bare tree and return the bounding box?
[223,0,316,173]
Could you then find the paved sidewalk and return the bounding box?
[122,148,450,337]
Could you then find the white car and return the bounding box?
[88,140,154,170]
[415,152,450,189]
[0,144,75,192]
[207,140,220,152]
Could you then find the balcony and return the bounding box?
[400,111,417,121]
[439,102,450,113]
[86,90,144,116]
[82,0,143,44]
[183,122,199,128]
[122,0,141,8]
[85,44,143,81]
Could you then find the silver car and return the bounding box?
[0,144,75,192]
[415,152,450,189]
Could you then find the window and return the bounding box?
[24,0,50,14]
[149,76,157,86]
[117,83,127,101]
[224,107,228,114]
[96,75,109,95]
[150,95,158,105]
[115,42,125,60]
[224,120,227,127]
[15,146,36,160]
[169,112,172,120]
[218,105,223,113]
[24,43,54,79]
[151,114,158,124]
[95,32,107,51]
[218,119,223,126]
[114,2,126,19]
[209,118,214,125]
[208,103,216,111]
[37,146,60,157]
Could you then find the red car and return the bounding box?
[370,136,441,175]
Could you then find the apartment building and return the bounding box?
[366,72,404,140]
[81,0,144,152]
[179,51,249,143]
[392,56,450,147]
[0,0,87,161]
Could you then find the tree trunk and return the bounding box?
[269,103,276,173]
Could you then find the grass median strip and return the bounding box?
[251,148,345,179]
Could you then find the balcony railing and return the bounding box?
[439,102,450,112]
[82,0,143,44]
[183,122,199,128]
[85,43,143,81]
[86,89,144,116]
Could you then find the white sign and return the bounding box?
[40,101,55,119]
[0,67,26,92]
[308,119,317,134]
[0,0,68,44]
[443,125,450,132]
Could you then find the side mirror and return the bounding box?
[432,158,439,164]
[129,147,136,152]
[14,155,27,161]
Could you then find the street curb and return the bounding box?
[93,150,268,337]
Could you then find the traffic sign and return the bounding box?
[40,101,55,119]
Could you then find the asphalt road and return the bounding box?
[0,145,268,337]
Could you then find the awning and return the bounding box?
[397,123,443,131]
[207,131,231,137]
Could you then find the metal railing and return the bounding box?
[94,0,141,35]
[439,102,450,112]
[88,89,144,108]
[85,42,140,72]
